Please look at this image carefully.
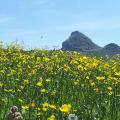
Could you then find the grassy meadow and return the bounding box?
[0,44,120,119]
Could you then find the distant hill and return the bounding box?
[62,31,120,57]
[99,43,120,57]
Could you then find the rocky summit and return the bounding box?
[62,31,100,52]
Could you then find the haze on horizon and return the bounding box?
[0,0,120,49]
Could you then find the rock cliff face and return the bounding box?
[62,31,100,52]
[62,31,120,57]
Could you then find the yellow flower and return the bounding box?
[37,112,43,116]
[37,57,41,62]
[77,65,84,71]
[0,82,3,87]
[37,107,41,111]
[46,79,51,82]
[41,89,46,93]
[108,91,113,95]
[22,105,29,110]
[86,76,89,79]
[47,115,55,120]
[59,104,71,113]
[18,98,23,103]
[96,76,105,81]
[42,103,49,112]
[49,104,56,109]
[4,89,15,93]
[44,57,50,62]
[115,72,120,76]
[107,86,112,91]
[31,102,35,107]
[92,62,98,68]
[36,81,42,87]
[23,79,29,85]
[91,82,95,86]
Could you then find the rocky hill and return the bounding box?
[62,31,120,57]
[62,31,101,52]
[99,43,120,57]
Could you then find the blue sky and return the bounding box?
[0,0,120,49]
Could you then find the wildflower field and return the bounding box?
[0,45,120,120]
